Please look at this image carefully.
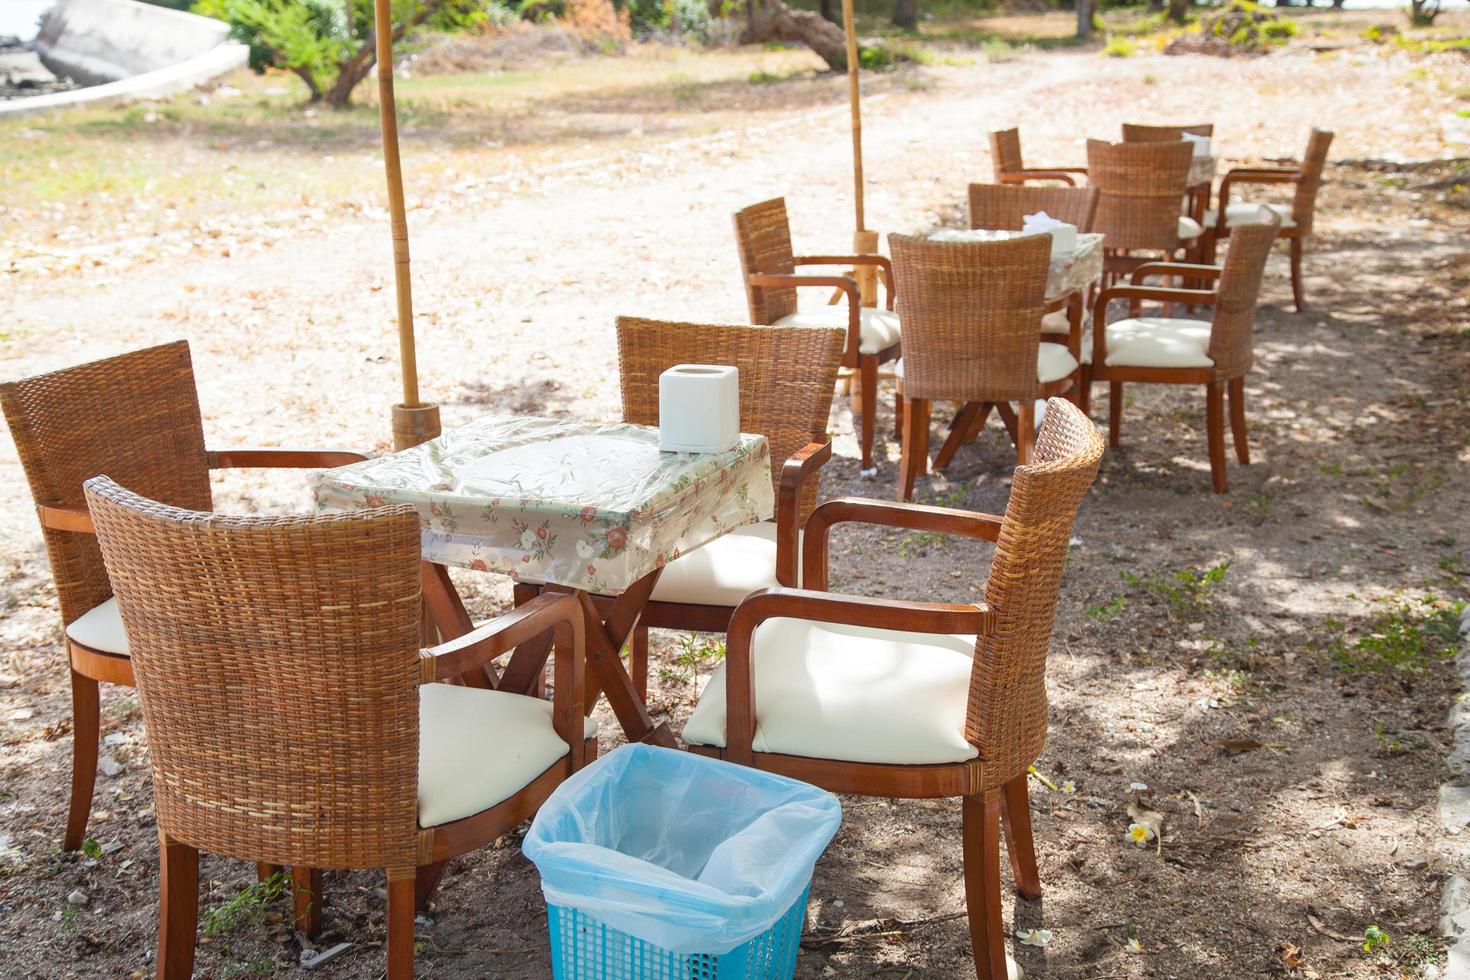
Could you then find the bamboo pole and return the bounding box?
[374,0,441,450]
[841,0,878,308]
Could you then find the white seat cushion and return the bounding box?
[65,597,128,656]
[652,522,797,607]
[418,683,597,828]
[1037,341,1079,384]
[1041,309,1071,335]
[1204,202,1296,230]
[683,618,979,765]
[1177,216,1204,240]
[1082,317,1214,369]
[775,306,901,356]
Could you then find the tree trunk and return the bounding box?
[744,0,851,70]
[892,0,918,29]
[1075,0,1092,39]
[1166,0,1188,23]
[819,0,836,24]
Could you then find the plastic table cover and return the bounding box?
[926,229,1105,301]
[311,416,773,594]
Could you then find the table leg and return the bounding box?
[572,586,675,747]
[420,562,495,689]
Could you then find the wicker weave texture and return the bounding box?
[967,183,1098,232]
[1292,129,1334,235]
[85,477,424,872]
[1121,122,1214,142]
[732,198,800,325]
[890,232,1051,403]
[615,318,844,522]
[989,128,1024,182]
[1085,139,1194,252]
[1206,219,1278,379]
[966,397,1102,784]
[0,341,212,628]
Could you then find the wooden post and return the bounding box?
[375,0,441,451]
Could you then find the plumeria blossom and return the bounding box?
[1016,928,1053,948]
[1060,781,1077,794]
[1126,822,1155,847]
[1126,937,1143,953]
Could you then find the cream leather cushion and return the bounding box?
[683,619,979,765]
[775,306,901,356]
[1082,317,1214,369]
[418,683,597,828]
[65,598,129,656]
[1204,202,1295,230]
[1041,310,1070,335]
[1177,216,1204,240]
[652,522,796,607]
[1037,341,1079,384]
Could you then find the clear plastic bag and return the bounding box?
[523,745,842,955]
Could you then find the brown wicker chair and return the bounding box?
[0,341,366,875]
[888,233,1078,500]
[683,397,1103,980]
[989,128,1089,186]
[1203,129,1333,312]
[515,316,846,699]
[1121,122,1214,142]
[1086,139,1201,283]
[733,197,899,473]
[84,478,593,980]
[1080,217,1279,493]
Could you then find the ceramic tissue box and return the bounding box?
[1183,132,1211,158]
[1021,211,1077,259]
[659,364,740,453]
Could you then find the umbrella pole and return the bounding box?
[841,0,878,307]
[375,0,441,451]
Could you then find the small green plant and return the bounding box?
[898,530,948,558]
[1362,924,1390,954]
[1373,721,1425,756]
[1103,35,1136,57]
[1121,561,1230,617]
[80,838,102,860]
[202,872,290,938]
[656,632,726,688]
[1328,595,1466,674]
[221,959,278,978]
[1085,595,1128,623]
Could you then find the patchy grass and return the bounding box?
[202,872,291,938]
[1326,595,1466,674]
[1121,560,1231,618]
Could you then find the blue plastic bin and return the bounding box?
[523,745,842,980]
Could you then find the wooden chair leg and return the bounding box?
[962,792,1011,980]
[1227,377,1249,465]
[386,875,416,980]
[859,356,879,473]
[292,867,323,938]
[898,398,930,502]
[1016,401,1035,465]
[1108,381,1123,448]
[256,864,282,883]
[415,860,448,913]
[933,402,981,472]
[157,835,199,980]
[892,380,904,438]
[64,667,100,852]
[1078,364,1093,416]
[631,625,649,701]
[994,402,1019,445]
[1205,382,1229,494]
[1289,236,1305,312]
[1000,776,1042,900]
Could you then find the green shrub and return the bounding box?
[1201,0,1297,51]
[1103,34,1136,56]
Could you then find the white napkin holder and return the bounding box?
[1182,132,1211,158]
[659,364,740,453]
[1021,211,1077,259]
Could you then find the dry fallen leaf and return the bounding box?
[1221,738,1264,754]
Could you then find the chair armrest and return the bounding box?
[721,586,995,764]
[1217,169,1300,212]
[1003,169,1083,187]
[794,255,895,309]
[419,592,582,684]
[1092,285,1218,365]
[207,447,370,469]
[38,504,95,534]
[1130,262,1223,284]
[748,274,861,357]
[775,441,832,587]
[802,497,1003,592]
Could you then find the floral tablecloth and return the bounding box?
[311,416,773,594]
[927,229,1105,301]
[1188,155,1216,189]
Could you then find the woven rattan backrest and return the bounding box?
[0,341,212,628]
[989,129,1024,181]
[732,198,799,324]
[616,317,845,523]
[966,398,1102,780]
[890,233,1051,404]
[1292,129,1334,235]
[1085,139,1193,252]
[85,477,423,871]
[1121,122,1214,142]
[1206,218,1278,379]
[967,183,1098,232]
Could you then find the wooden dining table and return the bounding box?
[311,415,774,749]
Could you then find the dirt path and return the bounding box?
[1,44,1468,978]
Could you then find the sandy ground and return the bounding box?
[1,40,1469,979]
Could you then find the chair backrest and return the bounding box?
[989,128,1024,181]
[732,198,799,325]
[890,232,1051,404]
[0,341,212,629]
[1085,139,1194,252]
[1206,217,1279,379]
[84,477,423,873]
[967,183,1098,232]
[616,318,845,523]
[1292,128,1334,235]
[966,397,1102,782]
[1121,122,1214,142]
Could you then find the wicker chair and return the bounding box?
[1080,217,1278,493]
[1203,129,1334,312]
[84,478,592,980]
[0,341,366,882]
[1121,122,1214,142]
[1086,139,1200,283]
[683,397,1103,980]
[989,128,1089,186]
[888,233,1077,500]
[515,316,846,699]
[733,197,899,473]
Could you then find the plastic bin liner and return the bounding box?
[523,745,841,955]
